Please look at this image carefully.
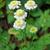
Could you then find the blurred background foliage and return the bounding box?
[0,0,50,50]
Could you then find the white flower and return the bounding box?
[14,9,27,19]
[24,0,37,10]
[30,26,38,33]
[13,19,26,30]
[8,1,21,9]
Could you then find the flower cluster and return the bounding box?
[13,9,27,30]
[8,0,38,33]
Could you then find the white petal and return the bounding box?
[8,4,16,9]
[14,13,16,15]
[34,4,37,9]
[21,22,26,29]
[13,23,20,30]
[25,5,31,10]
[21,25,25,29]
[16,6,19,8]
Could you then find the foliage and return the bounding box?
[0,0,50,50]
[19,34,50,50]
[0,0,5,9]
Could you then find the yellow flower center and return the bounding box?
[30,27,37,33]
[26,1,35,6]
[15,20,23,26]
[16,9,25,16]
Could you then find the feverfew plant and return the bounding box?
[5,0,50,50]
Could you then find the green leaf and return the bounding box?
[7,14,15,24]
[30,8,42,17]
[35,9,50,29]
[16,30,26,40]
[34,0,44,6]
[0,10,4,18]
[45,0,50,4]
[0,31,10,45]
[0,0,5,9]
[26,18,34,25]
[0,43,16,50]
[0,27,3,33]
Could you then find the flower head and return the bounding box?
[13,19,26,30]
[30,26,38,33]
[25,0,37,10]
[14,9,27,19]
[8,1,21,9]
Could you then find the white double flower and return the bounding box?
[13,19,26,30]
[25,0,37,10]
[14,9,27,19]
[8,1,21,9]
